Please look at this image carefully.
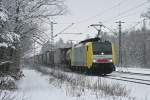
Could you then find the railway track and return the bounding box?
[36,64,150,86]
[105,74,150,85]
[115,71,150,76]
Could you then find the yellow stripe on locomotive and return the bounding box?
[86,42,93,69]
[112,43,116,65]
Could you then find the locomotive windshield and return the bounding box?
[92,42,112,55]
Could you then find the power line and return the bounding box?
[119,11,142,20]
[32,35,45,44]
[75,0,149,27]
[75,0,128,24]
[103,25,118,35]
[125,20,143,32]
[38,18,77,39]
[39,18,73,25]
[23,46,42,57]
[59,33,82,35]
[118,1,149,18]
[35,28,51,41]
[54,23,74,38]
[32,37,44,46]
[104,1,150,23]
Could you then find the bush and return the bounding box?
[0,76,17,90]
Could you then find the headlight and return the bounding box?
[109,59,112,62]
[93,60,96,63]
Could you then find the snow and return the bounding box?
[16,68,78,100]
[1,65,147,100]
[15,67,131,100]
[105,77,150,100]
[11,46,16,49]
[1,32,20,43]
[6,32,20,42]
[0,11,8,22]
[0,61,13,66]
[111,71,150,82]
[37,66,150,100]
[116,67,150,74]
[9,32,20,41]
[0,42,16,49]
[0,32,20,49]
[0,76,15,84]
[0,42,8,48]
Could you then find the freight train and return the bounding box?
[32,37,116,75]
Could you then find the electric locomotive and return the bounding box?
[67,37,116,74]
[31,37,116,75]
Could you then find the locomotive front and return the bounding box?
[91,41,116,74]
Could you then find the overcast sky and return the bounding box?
[43,0,149,42]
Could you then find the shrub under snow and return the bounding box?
[0,76,16,90]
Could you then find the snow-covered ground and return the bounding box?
[116,67,150,74]
[106,74,150,100]
[9,65,149,100]
[14,67,130,100]
[0,67,146,100]
[16,68,78,100]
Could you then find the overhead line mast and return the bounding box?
[50,21,57,51]
[116,21,125,68]
[142,19,147,68]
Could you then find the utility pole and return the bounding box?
[90,22,103,38]
[51,21,55,50]
[116,21,125,68]
[142,19,146,68]
[68,40,74,47]
[0,0,2,6]
[33,39,36,67]
[50,21,57,66]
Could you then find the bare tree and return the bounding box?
[0,0,67,72]
[2,0,66,35]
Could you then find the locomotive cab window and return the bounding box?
[92,42,112,55]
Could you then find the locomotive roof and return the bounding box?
[79,37,111,44]
[74,37,111,47]
[79,37,100,44]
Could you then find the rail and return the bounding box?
[115,71,150,76]
[104,75,150,86]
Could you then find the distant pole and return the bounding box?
[116,21,125,68]
[0,0,2,5]
[142,19,146,67]
[97,23,103,38]
[51,21,54,50]
[51,21,54,66]
[50,21,57,67]
[33,39,35,66]
[69,40,73,46]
